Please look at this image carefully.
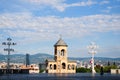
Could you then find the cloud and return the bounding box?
[0,13,120,44]
[23,0,97,12]
[101,6,113,13]
[0,0,112,12]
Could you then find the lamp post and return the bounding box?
[2,38,16,71]
[87,42,98,74]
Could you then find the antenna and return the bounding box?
[2,38,16,70]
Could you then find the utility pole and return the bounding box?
[2,38,16,72]
[87,42,98,74]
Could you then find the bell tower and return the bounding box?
[46,37,76,73]
[54,38,68,73]
[54,38,68,61]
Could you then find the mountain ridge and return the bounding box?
[0,53,120,64]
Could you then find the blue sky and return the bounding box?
[0,0,120,58]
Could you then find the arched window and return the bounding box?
[54,64,56,70]
[50,64,52,69]
[61,49,65,56]
[54,56,57,60]
[62,63,66,69]
[68,64,71,70]
[55,48,57,55]
[72,65,74,70]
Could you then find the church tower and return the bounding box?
[46,37,76,73]
[54,38,68,61]
[54,38,68,73]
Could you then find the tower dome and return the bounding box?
[54,38,68,47]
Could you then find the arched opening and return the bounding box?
[54,64,56,70]
[72,65,75,70]
[50,64,52,69]
[62,63,66,69]
[55,48,57,55]
[61,49,65,56]
[54,56,57,60]
[68,64,71,70]
[116,70,119,74]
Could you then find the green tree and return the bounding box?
[103,66,111,73]
[103,65,117,73]
[108,61,110,66]
[76,67,91,73]
[113,62,116,66]
[95,65,101,73]
[39,69,45,73]
[111,65,117,69]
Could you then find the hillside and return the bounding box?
[0,53,120,64]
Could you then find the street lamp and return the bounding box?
[2,38,16,70]
[87,42,98,74]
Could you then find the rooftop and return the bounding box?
[54,38,68,47]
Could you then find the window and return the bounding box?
[61,49,65,56]
[62,63,66,69]
[54,56,57,60]
[55,48,57,55]
[50,64,52,69]
[54,64,56,70]
[72,65,74,70]
[68,64,71,70]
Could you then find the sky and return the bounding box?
[0,0,120,58]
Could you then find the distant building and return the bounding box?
[26,54,30,66]
[46,38,76,73]
[29,64,39,73]
[19,64,39,73]
[0,62,7,69]
[111,69,120,74]
[77,61,83,68]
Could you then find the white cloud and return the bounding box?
[101,6,113,13]
[23,0,97,12]
[0,13,120,44]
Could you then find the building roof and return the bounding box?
[46,59,55,62]
[68,60,77,63]
[54,38,68,47]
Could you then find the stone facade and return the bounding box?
[46,38,76,73]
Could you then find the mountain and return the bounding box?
[0,53,53,63]
[0,53,120,64]
[30,53,53,63]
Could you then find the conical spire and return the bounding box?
[54,38,68,47]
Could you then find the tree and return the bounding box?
[108,61,110,66]
[113,62,116,66]
[76,67,91,73]
[95,65,101,73]
[103,66,111,73]
[40,69,45,73]
[103,65,117,73]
